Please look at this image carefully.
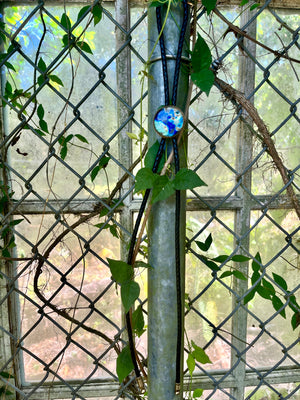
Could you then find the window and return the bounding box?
[0,1,299,399]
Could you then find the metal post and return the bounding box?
[231,7,257,400]
[147,4,189,399]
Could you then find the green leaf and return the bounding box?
[121,280,140,313]
[0,371,13,379]
[109,224,119,239]
[243,287,256,304]
[92,4,103,26]
[202,0,217,14]
[0,387,13,396]
[126,132,139,140]
[77,5,90,21]
[62,34,71,48]
[132,305,145,337]
[144,141,165,173]
[250,4,259,10]
[5,81,12,95]
[212,255,230,263]
[252,252,261,272]
[191,69,215,96]
[233,270,247,280]
[195,233,212,252]
[60,145,67,160]
[91,166,100,182]
[2,248,10,258]
[151,176,175,204]
[191,34,212,72]
[99,156,110,169]
[77,41,93,54]
[219,270,234,279]
[37,104,44,120]
[61,13,72,30]
[94,222,109,231]
[49,75,64,87]
[262,279,275,296]
[99,207,109,218]
[239,0,249,5]
[4,61,16,72]
[75,134,89,144]
[116,345,134,383]
[172,168,207,191]
[39,119,49,133]
[148,0,169,7]
[107,258,133,284]
[291,312,300,330]
[219,270,246,280]
[201,256,219,272]
[272,295,286,319]
[231,255,251,262]
[251,271,261,286]
[8,236,16,249]
[134,168,156,193]
[9,218,23,226]
[187,353,195,376]
[272,273,288,291]
[191,341,212,364]
[257,285,272,300]
[134,261,153,269]
[65,134,74,143]
[288,294,300,313]
[193,388,204,399]
[38,57,47,72]
[37,75,46,86]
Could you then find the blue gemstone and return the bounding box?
[154,106,184,138]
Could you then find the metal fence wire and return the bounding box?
[0,0,299,399]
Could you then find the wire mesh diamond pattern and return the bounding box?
[0,1,299,400]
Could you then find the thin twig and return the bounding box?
[213,7,300,64]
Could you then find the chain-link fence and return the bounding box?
[0,0,299,399]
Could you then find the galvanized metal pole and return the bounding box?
[147,4,190,399]
[231,7,257,400]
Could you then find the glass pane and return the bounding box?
[4,5,120,201]
[185,211,234,371]
[246,210,299,369]
[16,214,121,382]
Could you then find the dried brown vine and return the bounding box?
[215,76,300,220]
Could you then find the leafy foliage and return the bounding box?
[239,0,260,10]
[144,141,165,173]
[243,253,300,329]
[201,0,217,15]
[191,34,215,96]
[194,234,250,276]
[91,156,110,181]
[116,345,134,383]
[187,339,212,396]
[107,258,148,381]
[121,280,140,313]
[132,305,146,337]
[0,180,23,265]
[135,167,206,204]
[0,370,14,396]
[107,258,133,284]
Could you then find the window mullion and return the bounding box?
[231,6,257,400]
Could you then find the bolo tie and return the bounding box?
[125,0,189,392]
